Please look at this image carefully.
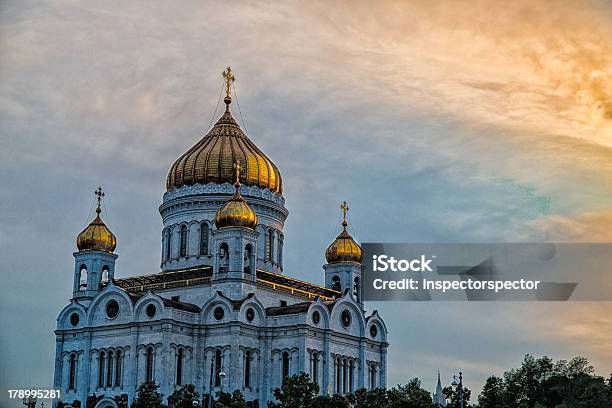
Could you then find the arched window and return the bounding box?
[214,349,222,387]
[115,350,122,387]
[335,357,341,393]
[219,243,229,274]
[278,234,283,267]
[79,265,87,289]
[266,229,274,262]
[200,223,209,255]
[101,265,110,285]
[146,347,154,383]
[98,351,105,388]
[342,359,347,394]
[312,353,319,385]
[370,364,376,389]
[331,276,341,292]
[107,350,114,387]
[353,277,360,302]
[179,224,187,257]
[68,354,77,390]
[349,360,354,393]
[282,351,290,379]
[244,244,253,274]
[244,350,251,388]
[176,348,183,386]
[166,228,173,261]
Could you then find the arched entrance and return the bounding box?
[93,397,119,408]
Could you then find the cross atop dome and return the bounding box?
[94,186,105,214]
[223,66,235,104]
[341,201,349,229]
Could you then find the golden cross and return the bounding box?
[222,66,235,100]
[341,201,349,227]
[233,161,241,186]
[95,186,105,212]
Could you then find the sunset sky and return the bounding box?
[1,0,611,404]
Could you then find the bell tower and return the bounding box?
[72,187,118,301]
[324,201,364,307]
[211,162,259,286]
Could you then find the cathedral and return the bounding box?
[53,68,389,408]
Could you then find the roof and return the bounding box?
[113,266,213,292]
[256,270,340,301]
[121,291,201,313]
[111,266,340,302]
[265,301,312,316]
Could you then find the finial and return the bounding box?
[94,186,105,215]
[222,66,235,105]
[340,201,349,229]
[233,161,242,188]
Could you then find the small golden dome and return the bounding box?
[77,189,117,253]
[166,67,282,194]
[215,162,258,230]
[325,201,363,264]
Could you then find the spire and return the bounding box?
[340,200,349,229]
[222,66,235,106]
[94,186,105,215]
[437,371,442,387]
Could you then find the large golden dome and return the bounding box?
[325,202,363,264]
[166,69,282,194]
[215,163,258,229]
[77,207,117,253]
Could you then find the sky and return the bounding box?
[1,0,611,405]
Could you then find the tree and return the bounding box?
[131,382,167,408]
[388,379,435,408]
[503,354,553,407]
[442,385,471,408]
[311,394,351,408]
[270,373,319,408]
[168,384,200,408]
[348,387,389,408]
[214,390,246,408]
[477,376,505,408]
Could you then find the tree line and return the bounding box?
[130,355,612,408]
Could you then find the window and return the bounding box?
[70,313,79,326]
[336,357,341,393]
[244,244,253,274]
[98,351,105,388]
[179,224,187,257]
[200,223,209,255]
[176,348,183,386]
[214,349,222,387]
[353,277,360,302]
[79,265,87,289]
[101,265,110,284]
[312,353,319,385]
[68,354,77,390]
[282,352,290,379]
[146,347,154,383]
[107,350,114,387]
[349,360,354,393]
[244,350,251,388]
[214,307,224,321]
[370,364,376,389]
[342,359,347,394]
[278,234,283,267]
[115,350,122,387]
[146,304,156,318]
[219,243,229,274]
[266,229,274,261]
[331,276,341,292]
[166,229,172,260]
[106,300,119,319]
[341,310,352,328]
